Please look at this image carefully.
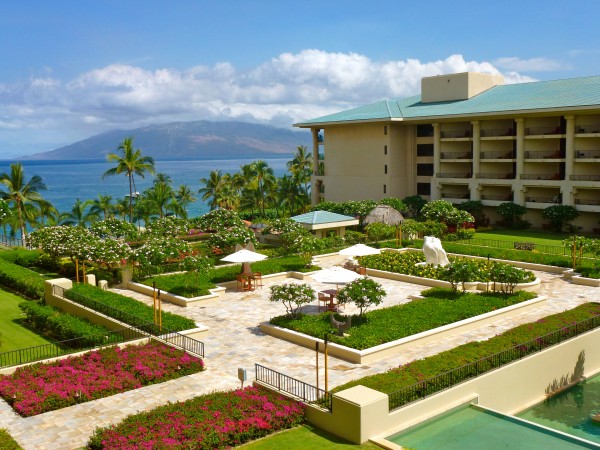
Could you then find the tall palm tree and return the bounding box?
[143,183,175,218]
[199,170,224,210]
[153,173,172,186]
[0,162,47,244]
[287,145,313,196]
[174,185,196,219]
[249,160,275,216]
[35,199,59,227]
[102,137,155,223]
[61,199,100,227]
[90,194,115,220]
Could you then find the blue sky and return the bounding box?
[0,0,599,158]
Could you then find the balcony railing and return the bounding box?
[440,152,472,160]
[441,192,470,199]
[575,150,600,159]
[520,173,562,180]
[480,151,515,159]
[575,199,600,206]
[481,194,513,201]
[476,173,514,179]
[526,196,560,204]
[570,174,600,181]
[524,150,564,159]
[317,153,325,160]
[576,124,600,134]
[436,172,471,179]
[525,126,563,136]
[440,130,472,139]
[317,134,324,143]
[480,128,515,137]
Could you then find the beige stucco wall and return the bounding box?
[421,72,504,103]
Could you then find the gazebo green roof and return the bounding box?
[291,211,357,225]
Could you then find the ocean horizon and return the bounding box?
[0,158,291,219]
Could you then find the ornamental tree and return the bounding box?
[89,218,137,239]
[542,205,579,232]
[337,278,386,317]
[146,216,189,237]
[134,236,192,267]
[497,202,528,228]
[269,282,315,318]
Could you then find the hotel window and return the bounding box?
[383,184,387,194]
[384,145,388,155]
[384,126,388,135]
[417,183,431,196]
[384,164,388,174]
[417,144,434,157]
[417,124,434,137]
[417,163,434,176]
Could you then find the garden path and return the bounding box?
[2,257,597,449]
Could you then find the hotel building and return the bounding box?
[295,72,600,230]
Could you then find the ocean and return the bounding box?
[0,158,291,218]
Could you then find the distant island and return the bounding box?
[24,120,312,160]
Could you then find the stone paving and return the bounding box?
[1,256,598,449]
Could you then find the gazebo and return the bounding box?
[290,211,359,238]
[363,205,405,246]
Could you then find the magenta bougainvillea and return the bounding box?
[0,341,204,417]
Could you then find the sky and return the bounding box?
[0,0,599,158]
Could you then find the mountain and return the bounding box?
[25,121,311,160]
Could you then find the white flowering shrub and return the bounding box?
[134,236,193,267]
[337,278,386,317]
[205,225,257,253]
[90,218,137,239]
[195,209,245,231]
[269,282,315,318]
[146,217,190,237]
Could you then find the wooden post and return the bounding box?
[153,282,157,325]
[324,333,329,392]
[572,235,577,269]
[315,341,319,392]
[75,259,79,283]
[158,289,162,331]
[82,262,86,282]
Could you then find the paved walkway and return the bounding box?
[1,257,597,449]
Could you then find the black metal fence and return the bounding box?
[52,284,204,358]
[0,326,144,368]
[0,234,25,248]
[388,314,600,411]
[451,237,584,257]
[255,363,332,411]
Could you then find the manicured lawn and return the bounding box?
[0,289,55,352]
[474,228,571,246]
[241,424,380,449]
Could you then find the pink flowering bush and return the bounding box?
[87,386,304,449]
[0,341,204,417]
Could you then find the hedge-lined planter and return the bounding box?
[261,294,547,364]
[0,259,46,300]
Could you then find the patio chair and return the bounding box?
[236,273,246,292]
[318,292,330,312]
[251,272,263,289]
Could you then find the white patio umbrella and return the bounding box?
[221,249,267,273]
[309,266,363,289]
[339,244,381,257]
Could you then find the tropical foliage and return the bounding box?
[269,282,316,317]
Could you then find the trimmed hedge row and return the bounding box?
[19,301,110,346]
[0,248,43,267]
[0,259,46,300]
[66,284,196,332]
[0,429,22,450]
[333,302,600,395]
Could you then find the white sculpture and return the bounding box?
[422,236,450,266]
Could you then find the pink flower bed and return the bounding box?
[87,386,304,449]
[0,341,204,417]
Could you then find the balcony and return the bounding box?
[480,128,515,138]
[318,153,325,160]
[576,123,600,134]
[575,199,600,206]
[521,173,563,180]
[441,192,470,201]
[575,150,600,159]
[476,173,515,180]
[524,150,564,159]
[525,196,560,204]
[525,126,563,136]
[480,150,515,159]
[440,130,472,139]
[481,194,513,201]
[570,174,600,181]
[437,172,471,179]
[440,151,472,160]
[318,134,324,143]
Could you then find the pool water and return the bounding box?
[387,403,597,449]
[518,373,600,444]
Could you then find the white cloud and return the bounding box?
[0,51,538,155]
[493,56,567,72]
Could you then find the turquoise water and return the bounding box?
[518,373,600,443]
[387,404,597,449]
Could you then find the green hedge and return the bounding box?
[66,284,196,332]
[271,289,536,350]
[19,301,110,346]
[0,248,43,267]
[333,302,600,394]
[0,259,46,300]
[0,429,22,450]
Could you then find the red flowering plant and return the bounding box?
[87,386,304,449]
[0,341,204,417]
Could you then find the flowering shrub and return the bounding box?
[542,205,579,232]
[89,218,137,239]
[195,209,245,231]
[0,341,204,417]
[134,236,193,267]
[337,278,386,316]
[205,224,257,252]
[146,216,190,237]
[87,386,304,449]
[269,282,315,317]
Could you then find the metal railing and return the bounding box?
[520,173,562,180]
[441,193,470,200]
[480,128,515,137]
[255,363,332,411]
[388,314,600,411]
[0,326,145,368]
[525,126,563,135]
[0,234,25,247]
[480,151,515,159]
[576,124,600,134]
[476,173,514,179]
[52,285,204,358]
[436,173,471,179]
[525,196,560,204]
[480,194,513,201]
[575,150,600,158]
[524,150,564,159]
[450,237,576,257]
[575,198,600,206]
[570,174,600,181]
[440,130,472,138]
[440,152,472,160]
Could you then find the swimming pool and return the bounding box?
[387,403,598,449]
[518,372,600,444]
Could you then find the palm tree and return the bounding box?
[102,137,155,223]
[0,162,47,244]
[153,173,172,186]
[249,160,275,216]
[114,198,130,221]
[61,199,100,227]
[90,195,115,219]
[174,185,196,219]
[143,183,175,218]
[199,170,224,210]
[287,145,313,195]
[35,200,59,227]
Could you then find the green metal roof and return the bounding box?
[290,210,357,225]
[295,75,600,126]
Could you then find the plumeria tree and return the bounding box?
[89,218,137,239]
[146,216,189,237]
[134,236,193,268]
[337,278,386,317]
[269,282,315,318]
